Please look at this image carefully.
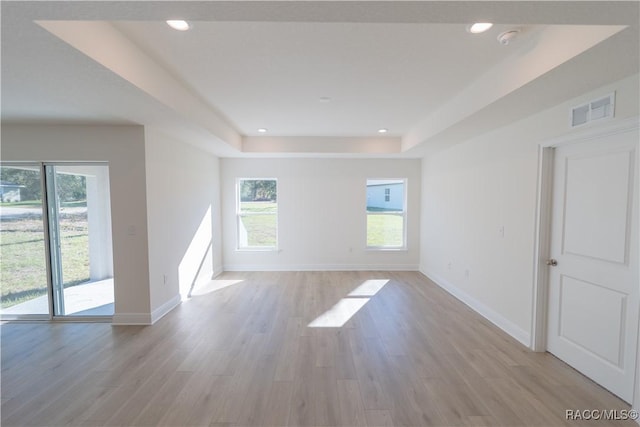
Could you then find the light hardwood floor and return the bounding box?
[1,271,634,426]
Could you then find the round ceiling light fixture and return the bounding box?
[257,128,268,133]
[497,30,520,45]
[166,20,191,31]
[378,128,388,134]
[467,22,493,34]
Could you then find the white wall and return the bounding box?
[221,158,421,270]
[144,128,222,320]
[1,124,151,323]
[420,73,640,346]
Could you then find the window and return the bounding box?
[237,179,277,250]
[366,179,406,249]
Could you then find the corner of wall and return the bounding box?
[419,268,531,348]
[212,266,224,279]
[150,294,181,324]
[143,126,222,321]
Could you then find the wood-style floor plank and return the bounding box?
[336,379,367,427]
[1,271,635,426]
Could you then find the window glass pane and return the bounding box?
[239,214,277,248]
[367,212,404,247]
[240,199,277,214]
[238,179,277,248]
[56,171,90,288]
[0,165,49,315]
[366,179,405,248]
[50,164,114,316]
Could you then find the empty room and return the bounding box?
[1,1,639,426]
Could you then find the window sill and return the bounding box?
[365,247,408,252]
[236,247,279,252]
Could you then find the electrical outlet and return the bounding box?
[448,262,452,270]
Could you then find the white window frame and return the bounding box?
[365,178,407,251]
[236,178,278,251]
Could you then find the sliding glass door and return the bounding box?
[0,163,114,319]
[0,164,50,317]
[46,164,114,316]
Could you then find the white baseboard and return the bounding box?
[223,264,419,272]
[112,294,181,326]
[421,269,531,347]
[212,266,224,279]
[150,294,181,324]
[112,312,152,325]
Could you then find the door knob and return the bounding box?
[546,259,558,266]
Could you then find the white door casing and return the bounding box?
[546,128,639,403]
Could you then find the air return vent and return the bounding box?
[571,92,615,128]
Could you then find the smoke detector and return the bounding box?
[497,30,520,45]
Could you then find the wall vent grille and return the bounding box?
[571,92,615,128]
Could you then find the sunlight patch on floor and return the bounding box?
[308,279,389,328]
[308,297,370,328]
[188,279,244,297]
[348,279,389,297]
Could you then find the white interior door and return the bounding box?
[547,128,639,403]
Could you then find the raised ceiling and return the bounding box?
[2,1,639,157]
[113,21,541,137]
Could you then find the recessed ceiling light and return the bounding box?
[467,23,493,34]
[319,97,332,103]
[166,20,191,31]
[378,128,388,134]
[257,128,268,133]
